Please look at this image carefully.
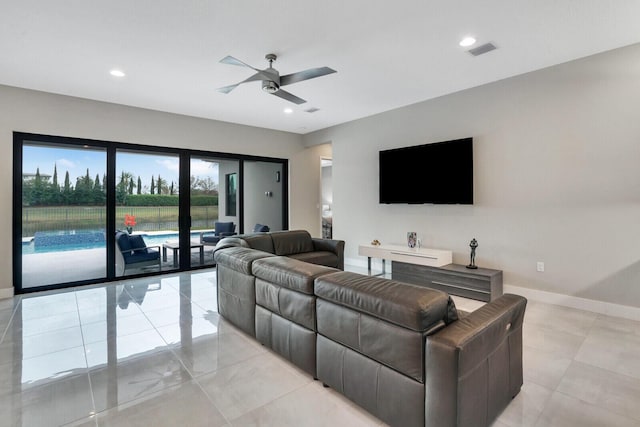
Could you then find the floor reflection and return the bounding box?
[0,271,224,426]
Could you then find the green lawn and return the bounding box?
[22,205,219,236]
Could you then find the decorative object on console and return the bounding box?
[371,239,381,246]
[407,232,417,248]
[467,238,478,269]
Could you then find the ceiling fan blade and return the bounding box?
[220,55,258,69]
[217,83,239,94]
[272,89,306,105]
[217,72,265,94]
[280,67,337,87]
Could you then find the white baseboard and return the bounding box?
[0,287,14,300]
[505,284,640,322]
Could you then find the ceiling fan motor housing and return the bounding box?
[262,80,279,93]
[261,66,280,93]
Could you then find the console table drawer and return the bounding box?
[391,261,503,302]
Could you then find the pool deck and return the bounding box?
[21,244,215,289]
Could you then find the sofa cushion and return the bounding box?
[252,256,338,295]
[315,271,458,332]
[242,234,275,253]
[288,251,340,269]
[270,230,314,256]
[213,246,275,275]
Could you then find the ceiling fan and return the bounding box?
[217,53,336,105]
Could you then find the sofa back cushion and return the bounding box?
[242,234,275,253]
[214,246,275,275]
[271,230,314,256]
[315,271,459,382]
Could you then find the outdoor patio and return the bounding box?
[21,245,215,289]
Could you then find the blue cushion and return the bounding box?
[128,235,148,254]
[202,235,222,244]
[253,224,270,232]
[126,249,159,263]
[214,222,235,235]
[116,232,132,252]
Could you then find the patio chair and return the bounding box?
[200,221,237,247]
[115,231,161,276]
[253,223,270,232]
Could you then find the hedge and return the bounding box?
[124,194,217,206]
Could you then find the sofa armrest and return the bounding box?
[312,238,345,270]
[212,237,250,259]
[424,294,527,427]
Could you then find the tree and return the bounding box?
[156,175,164,195]
[128,178,134,195]
[52,164,59,189]
[150,176,155,195]
[93,174,104,204]
[191,176,218,195]
[137,177,142,194]
[116,171,131,205]
[74,168,93,204]
[32,168,44,205]
[62,171,72,204]
[170,181,174,195]
[48,163,60,204]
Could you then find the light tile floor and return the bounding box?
[1,266,640,426]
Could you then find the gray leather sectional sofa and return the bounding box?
[213,231,526,427]
[215,229,345,270]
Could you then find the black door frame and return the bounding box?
[13,132,288,294]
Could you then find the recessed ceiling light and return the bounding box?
[110,69,125,77]
[459,37,477,47]
[283,108,293,114]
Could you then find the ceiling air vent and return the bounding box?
[304,107,320,113]
[468,42,497,57]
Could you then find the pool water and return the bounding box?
[22,231,204,254]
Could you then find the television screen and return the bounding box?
[379,137,473,204]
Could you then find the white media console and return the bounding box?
[358,244,453,275]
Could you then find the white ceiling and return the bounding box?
[2,1,640,135]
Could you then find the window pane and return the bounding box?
[190,157,238,267]
[22,143,107,288]
[115,150,179,275]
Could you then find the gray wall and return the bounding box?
[0,84,313,296]
[244,161,283,232]
[304,43,640,308]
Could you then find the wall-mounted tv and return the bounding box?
[379,137,473,204]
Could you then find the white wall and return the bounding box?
[304,43,640,309]
[289,143,332,237]
[0,85,310,296]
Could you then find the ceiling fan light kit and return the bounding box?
[218,53,336,105]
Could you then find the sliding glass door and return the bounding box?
[115,150,181,276]
[20,142,107,289]
[190,156,239,268]
[14,132,288,293]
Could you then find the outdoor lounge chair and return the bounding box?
[200,221,236,247]
[115,231,161,276]
[253,223,270,232]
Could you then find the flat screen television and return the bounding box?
[379,137,473,204]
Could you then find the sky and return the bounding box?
[23,144,219,191]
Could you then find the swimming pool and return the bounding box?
[22,230,204,254]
